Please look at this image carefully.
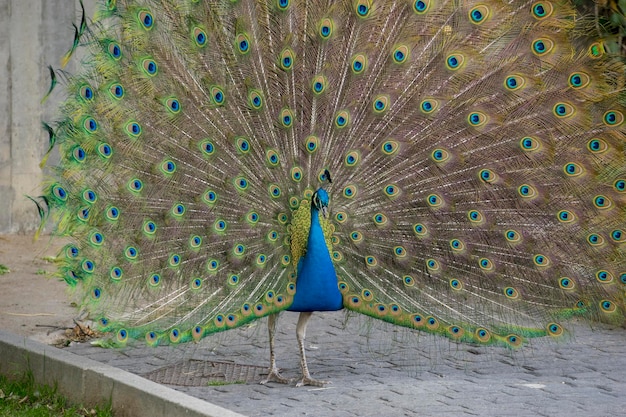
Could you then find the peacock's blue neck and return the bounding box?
[287,206,344,312]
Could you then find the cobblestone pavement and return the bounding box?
[66,311,626,417]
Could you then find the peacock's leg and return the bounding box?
[296,311,330,387]
[260,313,290,385]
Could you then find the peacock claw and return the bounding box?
[260,369,291,385]
[296,377,331,387]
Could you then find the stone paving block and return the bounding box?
[56,311,626,416]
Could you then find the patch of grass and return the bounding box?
[207,380,245,386]
[0,264,9,275]
[0,371,112,417]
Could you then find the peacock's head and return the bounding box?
[312,188,330,218]
[312,169,332,217]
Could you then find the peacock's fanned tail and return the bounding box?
[44,0,625,349]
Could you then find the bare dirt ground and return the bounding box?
[0,234,80,344]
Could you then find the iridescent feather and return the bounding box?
[41,0,625,386]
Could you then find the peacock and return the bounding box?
[38,0,625,387]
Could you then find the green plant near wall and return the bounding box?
[0,371,113,417]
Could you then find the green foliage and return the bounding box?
[206,380,245,386]
[0,371,112,417]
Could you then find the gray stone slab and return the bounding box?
[57,311,626,417]
[0,330,246,417]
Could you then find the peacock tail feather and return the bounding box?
[42,0,625,351]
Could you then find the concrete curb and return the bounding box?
[0,330,246,417]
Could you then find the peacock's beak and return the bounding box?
[321,206,328,218]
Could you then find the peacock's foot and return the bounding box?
[295,376,331,387]
[260,368,291,385]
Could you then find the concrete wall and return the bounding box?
[0,0,97,233]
